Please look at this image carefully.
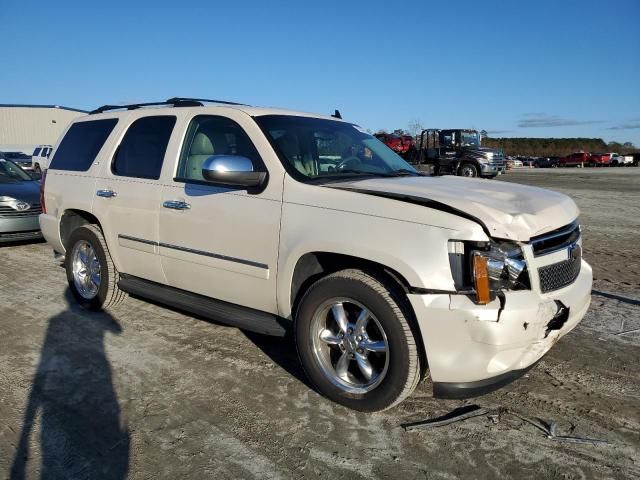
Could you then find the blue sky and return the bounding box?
[2,0,639,144]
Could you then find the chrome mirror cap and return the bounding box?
[201,155,266,189]
[202,155,254,174]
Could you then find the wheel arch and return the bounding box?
[289,252,414,317]
[60,209,103,250]
[288,251,429,377]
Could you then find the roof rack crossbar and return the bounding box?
[89,97,247,115]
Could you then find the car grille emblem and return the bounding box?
[568,243,581,261]
[14,202,31,211]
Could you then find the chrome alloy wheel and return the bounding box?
[71,240,101,300]
[310,299,389,394]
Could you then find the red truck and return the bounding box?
[559,152,590,167]
[374,133,415,156]
[587,153,611,167]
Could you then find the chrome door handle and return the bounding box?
[96,189,117,198]
[162,200,191,210]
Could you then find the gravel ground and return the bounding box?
[1,168,638,479]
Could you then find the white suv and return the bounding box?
[31,144,53,173]
[39,98,592,411]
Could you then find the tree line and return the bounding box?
[480,137,638,157]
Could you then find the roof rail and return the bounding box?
[166,97,247,106]
[89,97,247,115]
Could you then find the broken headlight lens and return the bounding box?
[473,241,529,292]
[448,240,530,304]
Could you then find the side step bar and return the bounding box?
[118,274,288,337]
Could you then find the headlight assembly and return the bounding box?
[449,240,530,305]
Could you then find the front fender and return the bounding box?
[276,202,476,319]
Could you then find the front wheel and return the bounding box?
[295,269,421,412]
[459,162,479,177]
[66,225,128,310]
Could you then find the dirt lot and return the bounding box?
[1,168,638,479]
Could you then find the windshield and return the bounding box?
[460,131,480,147]
[0,159,33,182]
[255,115,418,182]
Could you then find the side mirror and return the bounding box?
[201,155,266,189]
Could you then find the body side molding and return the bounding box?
[116,234,268,270]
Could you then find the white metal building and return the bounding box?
[0,104,87,154]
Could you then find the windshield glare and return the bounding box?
[255,115,418,181]
[0,159,33,182]
[461,131,480,146]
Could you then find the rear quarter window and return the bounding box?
[112,116,176,180]
[49,119,118,172]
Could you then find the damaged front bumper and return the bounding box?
[408,260,592,398]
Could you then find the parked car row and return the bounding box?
[505,152,638,169]
[558,152,637,167]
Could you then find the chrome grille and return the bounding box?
[489,152,504,166]
[531,221,580,257]
[538,254,581,293]
[0,203,42,218]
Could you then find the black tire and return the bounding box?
[66,224,127,311]
[34,164,41,174]
[295,269,421,412]
[459,162,479,177]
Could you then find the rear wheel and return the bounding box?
[34,164,41,174]
[295,269,421,412]
[66,225,127,310]
[459,162,479,177]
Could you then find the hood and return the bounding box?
[463,146,503,160]
[0,180,40,204]
[329,176,578,241]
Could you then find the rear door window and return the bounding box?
[49,119,118,171]
[112,116,176,180]
[33,147,42,157]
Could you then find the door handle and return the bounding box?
[163,200,191,210]
[96,189,117,198]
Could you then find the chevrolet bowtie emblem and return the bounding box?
[568,243,581,261]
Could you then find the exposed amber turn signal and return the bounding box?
[473,254,491,305]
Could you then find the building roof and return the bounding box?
[0,104,88,113]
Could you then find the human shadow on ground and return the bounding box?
[10,289,129,479]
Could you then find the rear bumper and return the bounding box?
[408,260,592,396]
